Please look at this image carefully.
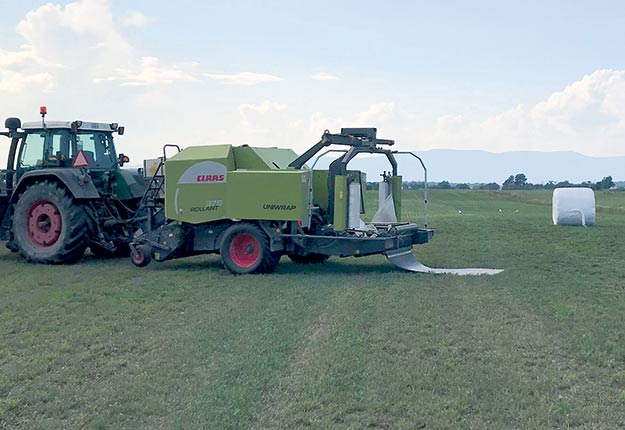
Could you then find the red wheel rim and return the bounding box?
[230,233,260,268]
[26,200,62,249]
[132,249,145,264]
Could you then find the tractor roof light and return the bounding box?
[40,105,47,129]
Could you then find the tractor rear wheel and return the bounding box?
[220,223,281,274]
[288,253,330,264]
[12,181,88,263]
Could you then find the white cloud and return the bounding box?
[0,70,54,93]
[238,100,287,115]
[0,49,54,92]
[311,72,339,81]
[16,0,132,68]
[354,102,395,126]
[301,103,396,143]
[120,10,152,28]
[295,73,625,157]
[0,50,45,69]
[204,72,283,86]
[95,56,199,86]
[423,69,625,156]
[0,0,282,93]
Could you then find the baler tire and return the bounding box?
[12,181,88,264]
[130,245,152,267]
[288,253,330,264]
[220,223,279,275]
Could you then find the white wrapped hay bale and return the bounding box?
[552,187,595,226]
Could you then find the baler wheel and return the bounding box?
[220,223,280,274]
[130,245,152,267]
[12,181,88,263]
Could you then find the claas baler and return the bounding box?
[130,128,501,275]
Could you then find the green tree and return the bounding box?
[478,182,501,190]
[514,173,528,188]
[595,176,614,190]
[502,175,515,190]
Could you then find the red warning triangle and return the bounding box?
[72,150,89,168]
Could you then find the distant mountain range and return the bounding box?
[316,150,625,184]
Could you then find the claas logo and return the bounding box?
[196,174,225,182]
[178,161,227,184]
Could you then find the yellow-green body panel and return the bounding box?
[312,170,330,212]
[232,146,298,170]
[169,145,236,169]
[333,175,347,230]
[165,145,308,223]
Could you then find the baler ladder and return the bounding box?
[139,144,181,208]
[141,166,164,208]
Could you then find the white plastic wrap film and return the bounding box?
[552,187,595,226]
[385,248,503,276]
[348,182,362,228]
[372,195,397,223]
[372,181,397,223]
[378,181,391,209]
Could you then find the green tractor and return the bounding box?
[0,107,148,263]
[129,128,437,274]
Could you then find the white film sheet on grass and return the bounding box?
[375,181,503,276]
[552,187,595,226]
[385,248,503,276]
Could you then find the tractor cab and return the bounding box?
[2,116,127,189]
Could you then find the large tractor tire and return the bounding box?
[12,181,88,264]
[287,253,330,264]
[219,223,281,274]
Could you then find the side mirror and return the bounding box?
[117,126,125,136]
[118,153,130,167]
[5,117,21,133]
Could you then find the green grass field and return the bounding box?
[2,190,625,429]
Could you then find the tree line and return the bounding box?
[500,174,614,190]
[366,174,616,191]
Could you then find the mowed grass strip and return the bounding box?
[1,190,625,429]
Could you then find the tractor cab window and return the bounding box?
[47,130,72,163]
[75,132,116,168]
[18,132,46,168]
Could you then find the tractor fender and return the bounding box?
[11,169,100,202]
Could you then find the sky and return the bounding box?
[1,0,625,168]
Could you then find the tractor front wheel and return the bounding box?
[12,181,88,263]
[219,223,280,274]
